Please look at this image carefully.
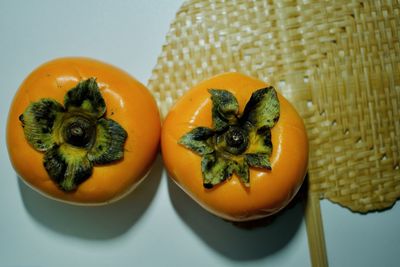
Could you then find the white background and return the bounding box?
[0,1,399,266]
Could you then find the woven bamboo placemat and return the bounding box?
[148,0,400,265]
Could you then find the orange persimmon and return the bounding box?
[162,73,308,221]
[7,57,161,205]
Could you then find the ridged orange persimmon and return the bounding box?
[162,73,308,221]
[7,57,161,205]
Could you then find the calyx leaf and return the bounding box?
[209,89,239,131]
[201,153,236,188]
[64,78,106,117]
[20,99,64,151]
[232,160,250,186]
[245,153,272,169]
[88,118,128,164]
[178,127,214,155]
[44,145,93,191]
[241,87,280,129]
[246,126,273,156]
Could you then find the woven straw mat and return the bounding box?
[148,0,400,213]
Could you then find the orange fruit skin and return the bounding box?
[7,57,161,205]
[162,73,308,221]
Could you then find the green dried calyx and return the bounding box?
[19,78,127,191]
[179,87,280,188]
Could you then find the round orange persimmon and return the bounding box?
[162,73,308,221]
[7,57,161,205]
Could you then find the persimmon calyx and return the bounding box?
[179,87,280,188]
[19,78,127,192]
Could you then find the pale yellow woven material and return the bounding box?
[148,0,400,212]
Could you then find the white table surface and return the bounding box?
[0,1,399,266]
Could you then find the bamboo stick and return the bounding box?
[305,193,329,267]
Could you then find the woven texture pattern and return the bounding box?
[148,0,400,212]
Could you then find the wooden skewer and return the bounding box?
[305,193,329,267]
